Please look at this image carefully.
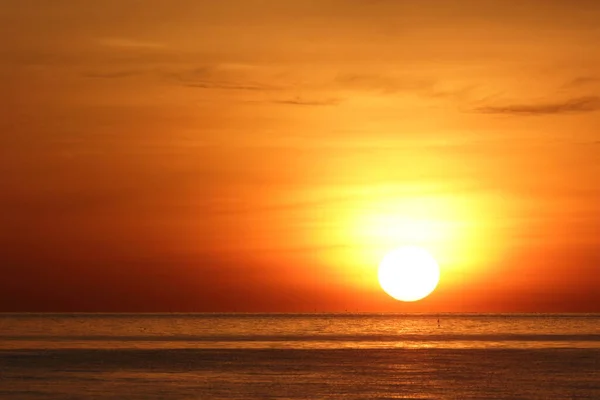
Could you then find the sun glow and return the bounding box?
[292,185,505,300]
[378,246,440,302]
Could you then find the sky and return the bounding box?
[1,0,599,312]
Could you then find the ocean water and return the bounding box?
[0,314,598,399]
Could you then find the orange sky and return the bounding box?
[1,1,599,312]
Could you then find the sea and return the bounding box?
[0,313,598,399]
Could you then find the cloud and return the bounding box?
[82,64,280,91]
[474,96,600,116]
[184,82,277,91]
[564,77,600,88]
[334,73,433,93]
[271,97,341,106]
[169,66,280,91]
[84,70,146,79]
[333,73,475,100]
[97,38,165,49]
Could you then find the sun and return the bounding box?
[378,246,440,302]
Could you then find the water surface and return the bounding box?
[0,313,598,399]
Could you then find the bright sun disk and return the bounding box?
[378,246,440,302]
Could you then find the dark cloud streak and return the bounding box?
[84,70,146,79]
[184,82,277,91]
[564,76,600,88]
[271,97,341,106]
[475,96,600,116]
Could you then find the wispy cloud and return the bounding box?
[334,73,433,94]
[169,66,280,91]
[474,96,600,116]
[82,64,281,91]
[84,70,147,79]
[271,97,341,106]
[185,82,277,91]
[333,73,475,100]
[97,37,165,49]
[564,76,600,88]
